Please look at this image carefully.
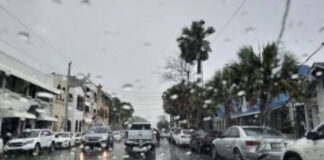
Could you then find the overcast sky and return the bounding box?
[0,0,324,125]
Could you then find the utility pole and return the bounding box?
[64,62,72,131]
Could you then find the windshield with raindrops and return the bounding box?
[0,0,324,160]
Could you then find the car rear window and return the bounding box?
[243,128,282,137]
[130,124,151,130]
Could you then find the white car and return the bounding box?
[174,129,193,146]
[281,122,324,160]
[4,129,55,155]
[54,132,72,149]
[72,132,82,145]
[113,131,122,142]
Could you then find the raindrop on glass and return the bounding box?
[245,27,255,35]
[17,31,30,42]
[316,71,323,77]
[81,0,90,7]
[185,151,192,155]
[52,0,61,4]
[143,42,151,47]
[122,84,133,91]
[223,38,231,43]
[237,90,246,96]
[319,26,324,35]
[291,74,299,80]
[203,116,212,121]
[170,94,178,100]
[204,99,212,104]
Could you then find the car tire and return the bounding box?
[49,142,55,152]
[234,149,243,160]
[285,154,302,160]
[32,143,41,156]
[212,146,218,160]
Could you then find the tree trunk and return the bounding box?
[259,94,268,126]
[197,59,202,82]
[224,102,232,128]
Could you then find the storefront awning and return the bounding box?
[3,110,36,119]
[37,115,58,122]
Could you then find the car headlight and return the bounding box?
[24,140,34,145]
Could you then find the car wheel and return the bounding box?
[49,142,55,152]
[32,143,41,156]
[286,154,302,160]
[212,146,218,160]
[234,149,243,160]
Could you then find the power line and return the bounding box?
[301,42,324,66]
[212,0,248,42]
[277,0,291,43]
[0,38,65,73]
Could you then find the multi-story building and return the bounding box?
[0,50,59,137]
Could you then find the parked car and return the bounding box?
[113,131,122,142]
[170,128,180,143]
[54,132,72,149]
[161,130,171,139]
[72,132,82,145]
[174,129,194,146]
[82,126,114,150]
[4,129,55,155]
[124,122,155,157]
[190,130,222,153]
[281,122,324,160]
[212,126,292,160]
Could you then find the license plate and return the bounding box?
[271,143,281,149]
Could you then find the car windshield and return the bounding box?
[18,130,39,138]
[86,127,108,134]
[182,130,192,135]
[55,133,69,138]
[130,124,151,130]
[243,128,283,138]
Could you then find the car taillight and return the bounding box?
[245,140,260,146]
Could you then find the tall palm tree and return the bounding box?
[231,43,300,125]
[177,20,215,82]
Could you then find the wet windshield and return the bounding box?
[55,133,70,138]
[86,127,108,134]
[1,0,323,159]
[243,128,283,138]
[18,131,39,138]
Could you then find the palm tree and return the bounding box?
[177,20,215,82]
[231,43,300,125]
[205,66,239,128]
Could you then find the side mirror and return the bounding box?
[306,132,318,140]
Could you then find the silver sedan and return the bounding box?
[211,126,292,160]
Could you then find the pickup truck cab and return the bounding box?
[82,126,114,150]
[4,129,55,155]
[125,122,155,156]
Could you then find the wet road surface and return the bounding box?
[2,139,213,160]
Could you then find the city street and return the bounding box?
[2,139,213,160]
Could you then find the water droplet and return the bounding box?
[300,53,309,58]
[204,99,212,104]
[143,42,151,47]
[174,115,180,120]
[245,27,255,35]
[319,26,324,35]
[52,0,61,4]
[207,86,213,90]
[81,0,90,8]
[298,21,304,27]
[240,11,248,17]
[203,116,212,121]
[291,74,299,80]
[17,31,30,42]
[185,151,192,155]
[122,84,133,91]
[170,94,178,100]
[316,71,323,77]
[237,90,246,96]
[160,153,165,156]
[190,89,195,93]
[122,104,132,110]
[223,38,231,43]
[222,80,227,85]
[123,155,130,159]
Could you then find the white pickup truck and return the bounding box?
[124,122,156,157]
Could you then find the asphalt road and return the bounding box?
[1,139,213,160]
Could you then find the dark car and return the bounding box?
[189,130,222,153]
